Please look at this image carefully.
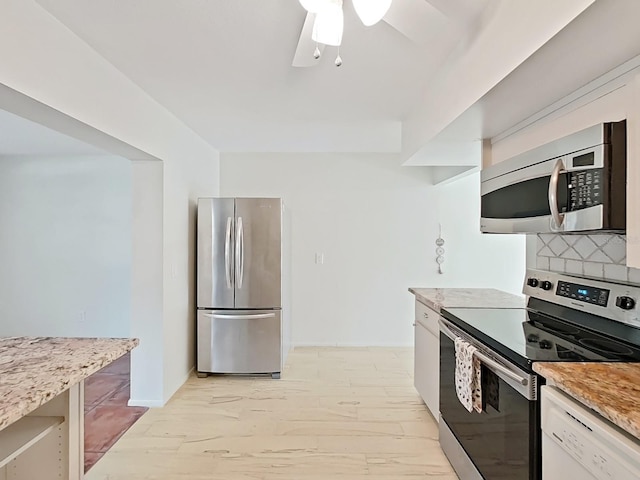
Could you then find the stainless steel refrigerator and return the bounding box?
[196,197,284,378]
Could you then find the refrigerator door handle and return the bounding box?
[236,216,244,289]
[224,216,233,289]
[240,217,245,288]
[203,313,276,320]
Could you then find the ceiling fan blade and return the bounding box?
[292,12,325,67]
[425,0,489,26]
[382,0,450,45]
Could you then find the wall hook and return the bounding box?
[435,223,445,274]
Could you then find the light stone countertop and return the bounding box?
[408,288,526,312]
[0,336,138,430]
[534,362,640,441]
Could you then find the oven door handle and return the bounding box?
[474,349,528,387]
[548,158,565,230]
[439,320,528,387]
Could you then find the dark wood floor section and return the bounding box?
[84,352,148,472]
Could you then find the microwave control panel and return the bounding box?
[568,169,603,210]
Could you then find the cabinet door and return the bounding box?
[414,320,429,404]
[414,300,440,422]
[424,326,439,421]
[628,74,640,268]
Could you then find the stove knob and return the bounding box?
[527,278,539,288]
[616,296,636,310]
[526,334,539,343]
[540,281,553,291]
[538,339,552,349]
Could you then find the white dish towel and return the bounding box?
[454,337,483,413]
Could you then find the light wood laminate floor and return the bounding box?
[86,347,457,479]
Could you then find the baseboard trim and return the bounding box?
[162,366,195,404]
[129,367,195,408]
[128,398,164,408]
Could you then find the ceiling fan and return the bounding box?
[292,0,393,67]
[292,0,458,68]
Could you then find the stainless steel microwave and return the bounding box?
[480,121,626,234]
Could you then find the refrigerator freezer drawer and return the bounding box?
[197,309,281,374]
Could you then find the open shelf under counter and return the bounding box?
[0,416,64,468]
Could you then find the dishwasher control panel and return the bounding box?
[541,386,640,480]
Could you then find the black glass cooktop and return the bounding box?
[441,303,640,371]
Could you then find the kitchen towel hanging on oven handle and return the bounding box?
[454,337,482,413]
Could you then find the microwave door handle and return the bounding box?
[548,158,565,229]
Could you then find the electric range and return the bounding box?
[437,268,640,480]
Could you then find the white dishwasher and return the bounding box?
[541,385,640,480]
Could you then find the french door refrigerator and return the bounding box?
[196,197,283,378]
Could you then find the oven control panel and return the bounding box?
[556,281,609,307]
[523,269,640,326]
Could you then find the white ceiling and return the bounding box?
[0,108,108,156]
[33,0,491,153]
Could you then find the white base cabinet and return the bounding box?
[413,300,440,422]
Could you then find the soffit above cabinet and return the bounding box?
[404,0,640,167]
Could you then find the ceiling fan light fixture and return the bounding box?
[352,0,392,26]
[311,1,343,46]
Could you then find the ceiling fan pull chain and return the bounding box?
[335,49,343,67]
[313,44,321,59]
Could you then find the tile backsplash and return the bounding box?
[536,233,640,285]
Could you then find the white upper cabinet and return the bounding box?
[626,75,640,268]
[486,67,633,167]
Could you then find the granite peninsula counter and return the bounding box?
[0,336,138,479]
[409,287,526,311]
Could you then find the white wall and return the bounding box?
[220,153,525,347]
[431,173,527,292]
[162,154,219,402]
[0,0,220,405]
[131,160,164,406]
[0,155,131,337]
[131,153,220,405]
